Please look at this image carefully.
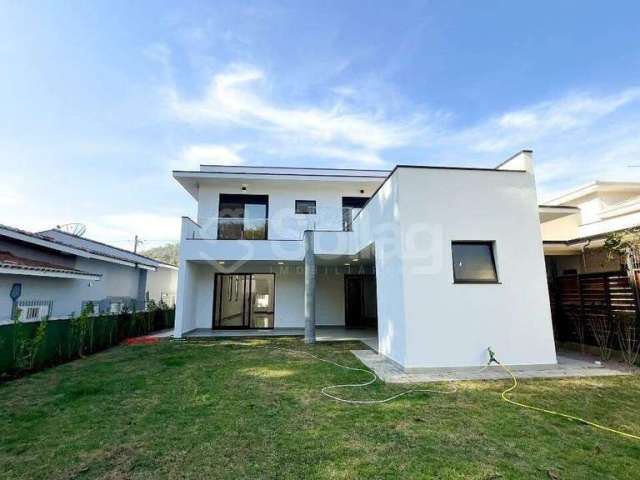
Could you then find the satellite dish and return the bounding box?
[56,223,87,236]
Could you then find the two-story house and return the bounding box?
[173,150,557,370]
[541,181,640,275]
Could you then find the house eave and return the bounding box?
[0,226,156,270]
[0,266,102,280]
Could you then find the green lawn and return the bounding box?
[1,339,640,479]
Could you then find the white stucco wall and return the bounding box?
[147,265,178,306]
[348,172,408,366]
[393,167,556,368]
[540,214,581,241]
[195,179,377,240]
[0,243,170,323]
[0,258,143,323]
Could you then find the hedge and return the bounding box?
[0,307,174,378]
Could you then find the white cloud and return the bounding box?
[164,61,640,195]
[453,88,640,154]
[178,144,245,169]
[167,63,429,165]
[439,87,640,198]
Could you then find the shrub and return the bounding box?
[616,312,640,368]
[1,307,175,378]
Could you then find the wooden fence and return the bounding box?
[550,271,639,344]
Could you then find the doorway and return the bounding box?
[213,273,275,329]
[344,274,377,329]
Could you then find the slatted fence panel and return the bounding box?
[551,271,638,344]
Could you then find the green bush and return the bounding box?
[0,306,174,378]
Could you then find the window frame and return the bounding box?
[451,240,500,284]
[295,199,317,215]
[217,194,269,240]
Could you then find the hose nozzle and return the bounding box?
[487,347,499,365]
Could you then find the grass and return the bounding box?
[1,338,640,479]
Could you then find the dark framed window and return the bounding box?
[295,200,316,214]
[217,194,268,240]
[342,196,369,231]
[451,241,499,283]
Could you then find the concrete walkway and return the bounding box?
[352,350,634,383]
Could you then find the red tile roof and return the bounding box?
[0,251,100,277]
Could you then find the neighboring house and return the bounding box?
[540,181,640,275]
[173,150,557,370]
[0,225,178,324]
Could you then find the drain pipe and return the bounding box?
[304,230,316,344]
[580,239,591,272]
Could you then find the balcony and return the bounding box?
[179,211,368,262]
[180,217,304,262]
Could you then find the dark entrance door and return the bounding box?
[344,274,377,329]
[213,273,275,329]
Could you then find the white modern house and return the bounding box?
[540,181,640,274]
[173,150,558,370]
[0,225,178,323]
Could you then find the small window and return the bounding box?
[295,200,316,214]
[452,241,498,283]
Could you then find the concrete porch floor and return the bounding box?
[178,326,379,351]
[352,349,634,383]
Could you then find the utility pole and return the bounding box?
[134,235,143,253]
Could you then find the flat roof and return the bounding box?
[174,156,528,200]
[544,181,640,206]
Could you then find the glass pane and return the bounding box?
[452,243,498,282]
[243,204,267,240]
[250,274,274,328]
[218,218,243,239]
[217,195,268,240]
[342,207,353,231]
[296,200,316,214]
[217,275,247,327]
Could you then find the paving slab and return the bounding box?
[352,350,634,383]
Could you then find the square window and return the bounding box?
[452,241,498,283]
[295,200,316,214]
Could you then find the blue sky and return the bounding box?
[1,1,639,248]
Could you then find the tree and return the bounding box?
[603,227,640,262]
[141,243,179,265]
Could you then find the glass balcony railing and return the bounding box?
[342,207,363,232]
[217,217,268,240]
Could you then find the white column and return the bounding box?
[304,230,316,343]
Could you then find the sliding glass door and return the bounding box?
[213,274,275,329]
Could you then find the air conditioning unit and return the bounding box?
[109,302,124,314]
